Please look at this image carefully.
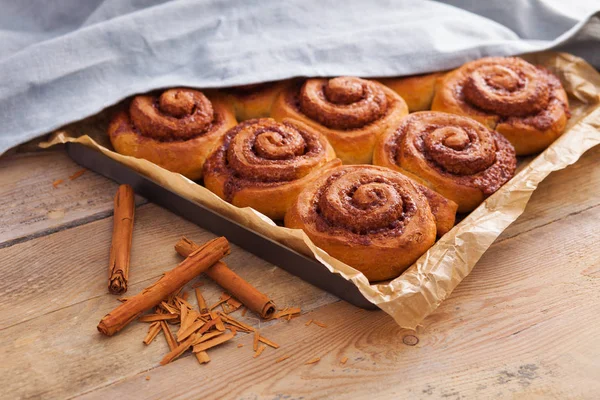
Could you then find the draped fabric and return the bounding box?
[1,0,598,153]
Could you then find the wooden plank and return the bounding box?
[0,137,598,399]
[75,203,600,400]
[1,140,597,251]
[0,150,145,247]
[499,144,600,241]
[0,203,335,330]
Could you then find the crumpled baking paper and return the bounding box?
[42,52,600,329]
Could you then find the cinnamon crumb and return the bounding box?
[258,335,279,349]
[305,319,313,326]
[237,343,244,348]
[253,344,266,358]
[145,376,150,381]
[69,169,86,180]
[52,179,64,188]
[312,320,327,328]
[305,357,320,365]
[340,357,348,365]
[272,307,301,320]
[276,355,291,363]
[253,330,260,351]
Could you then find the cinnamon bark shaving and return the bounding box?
[273,307,301,320]
[253,344,266,358]
[276,355,292,363]
[69,169,86,180]
[143,322,162,345]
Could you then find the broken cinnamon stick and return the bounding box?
[108,184,135,295]
[97,237,230,336]
[143,322,161,345]
[175,237,277,319]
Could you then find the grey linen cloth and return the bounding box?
[1,0,599,154]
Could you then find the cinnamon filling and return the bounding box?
[389,112,516,195]
[128,88,215,141]
[312,168,417,236]
[205,119,329,200]
[298,77,388,130]
[462,59,550,117]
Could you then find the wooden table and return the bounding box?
[1,143,599,400]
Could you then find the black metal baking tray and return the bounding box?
[66,142,377,310]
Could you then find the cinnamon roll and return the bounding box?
[285,165,457,281]
[378,72,445,112]
[270,77,409,164]
[373,111,517,213]
[108,88,237,180]
[203,118,339,220]
[431,57,570,155]
[223,81,286,120]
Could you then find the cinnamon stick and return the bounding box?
[108,184,135,295]
[175,237,277,319]
[97,237,230,336]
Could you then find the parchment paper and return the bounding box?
[42,52,600,329]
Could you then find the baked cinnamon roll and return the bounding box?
[108,88,236,180]
[203,118,339,220]
[373,111,517,213]
[285,165,457,281]
[223,82,286,121]
[432,57,570,155]
[270,77,408,164]
[378,72,445,112]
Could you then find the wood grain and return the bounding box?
[0,203,335,330]
[76,204,600,400]
[1,143,599,400]
[499,144,600,241]
[0,151,145,247]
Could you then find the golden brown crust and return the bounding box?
[417,185,458,236]
[378,72,445,112]
[373,111,517,213]
[270,77,408,164]
[223,81,287,121]
[284,165,456,282]
[203,118,339,220]
[431,57,570,155]
[108,88,237,180]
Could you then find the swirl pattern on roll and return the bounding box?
[271,77,408,164]
[314,167,418,235]
[461,58,550,117]
[128,88,218,141]
[108,88,236,180]
[431,57,569,155]
[203,118,337,219]
[285,165,442,281]
[223,118,330,187]
[298,77,388,130]
[373,111,516,212]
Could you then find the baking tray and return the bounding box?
[66,142,378,310]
